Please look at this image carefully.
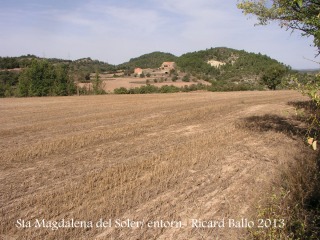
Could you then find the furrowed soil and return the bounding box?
[0,91,314,240]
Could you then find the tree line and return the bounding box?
[0,46,316,97]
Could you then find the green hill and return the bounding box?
[176,47,290,84]
[118,52,178,69]
[0,47,295,97]
[116,47,291,89]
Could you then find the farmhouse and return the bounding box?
[134,68,143,75]
[160,62,176,73]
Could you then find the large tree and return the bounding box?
[18,60,76,97]
[237,0,320,54]
[261,64,287,89]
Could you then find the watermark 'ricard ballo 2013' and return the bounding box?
[190,218,285,229]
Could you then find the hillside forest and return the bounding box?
[0,47,317,97]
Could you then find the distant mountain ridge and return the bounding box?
[0,47,304,97]
[297,68,320,73]
[0,47,291,87]
[0,47,288,71]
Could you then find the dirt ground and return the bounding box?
[0,91,313,239]
[79,78,209,93]
[79,74,210,93]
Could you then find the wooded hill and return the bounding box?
[118,52,177,70]
[0,47,291,79]
[118,47,291,83]
[177,47,290,81]
[116,47,293,90]
[0,47,302,97]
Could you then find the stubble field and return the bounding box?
[0,91,314,239]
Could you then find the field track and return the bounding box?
[0,91,313,239]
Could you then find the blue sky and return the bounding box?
[0,0,319,69]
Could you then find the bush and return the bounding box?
[159,85,180,93]
[261,65,287,90]
[208,80,262,92]
[182,74,190,82]
[172,75,178,82]
[18,60,76,97]
[114,87,128,94]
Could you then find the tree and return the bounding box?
[53,64,76,96]
[140,73,145,78]
[26,60,55,96]
[92,68,105,94]
[17,60,76,97]
[261,65,287,89]
[237,0,320,54]
[238,2,320,238]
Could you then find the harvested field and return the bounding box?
[0,91,314,239]
[89,78,210,93]
[79,72,210,93]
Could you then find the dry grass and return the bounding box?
[0,91,316,239]
[78,73,210,93]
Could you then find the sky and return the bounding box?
[0,0,319,69]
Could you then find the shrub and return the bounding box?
[159,85,180,93]
[114,87,128,94]
[182,74,190,82]
[172,75,178,82]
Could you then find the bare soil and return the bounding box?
[0,91,313,239]
[80,72,210,93]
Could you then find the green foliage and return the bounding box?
[238,1,320,238]
[92,69,106,95]
[176,47,290,86]
[172,75,178,82]
[114,84,206,94]
[118,52,177,70]
[176,49,220,77]
[52,64,75,96]
[135,84,159,94]
[0,71,19,97]
[208,80,263,92]
[159,85,180,93]
[182,74,191,82]
[237,0,320,53]
[114,87,129,94]
[261,65,288,90]
[70,58,115,84]
[169,69,176,76]
[0,57,20,69]
[181,83,207,92]
[0,55,39,69]
[140,73,145,78]
[17,60,76,97]
[0,47,297,97]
